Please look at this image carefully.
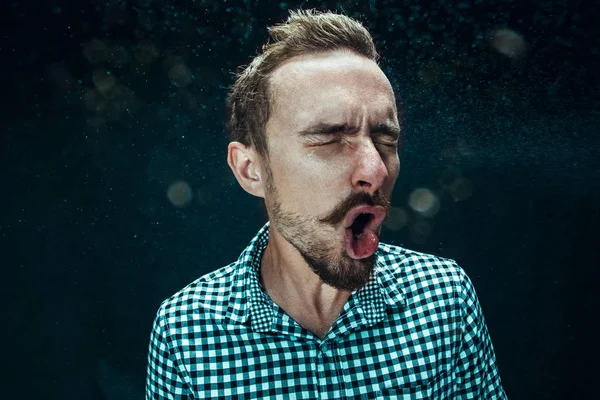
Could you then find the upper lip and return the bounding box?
[344,205,387,231]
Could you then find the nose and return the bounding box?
[351,138,389,195]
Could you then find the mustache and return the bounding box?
[318,191,391,226]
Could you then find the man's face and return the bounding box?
[261,49,401,291]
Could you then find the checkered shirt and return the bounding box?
[146,221,507,399]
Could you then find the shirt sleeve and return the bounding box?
[146,308,192,399]
[451,268,508,399]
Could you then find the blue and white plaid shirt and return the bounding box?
[146,222,507,399]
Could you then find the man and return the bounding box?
[146,9,507,399]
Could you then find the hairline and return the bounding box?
[264,47,382,143]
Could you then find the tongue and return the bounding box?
[345,227,380,259]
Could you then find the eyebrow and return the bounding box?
[298,122,401,140]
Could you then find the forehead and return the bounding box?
[267,50,398,132]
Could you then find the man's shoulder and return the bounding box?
[377,242,467,291]
[155,262,240,324]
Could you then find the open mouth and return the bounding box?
[350,212,374,239]
[343,206,386,259]
[343,205,386,238]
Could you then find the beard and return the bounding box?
[270,206,377,292]
[263,167,384,292]
[296,242,377,292]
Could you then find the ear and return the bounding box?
[227,141,266,198]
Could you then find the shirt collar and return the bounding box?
[225,221,271,328]
[226,221,406,331]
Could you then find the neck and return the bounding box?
[260,229,350,338]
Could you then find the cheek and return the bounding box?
[384,157,400,187]
[391,156,400,176]
[283,163,341,209]
[287,170,331,199]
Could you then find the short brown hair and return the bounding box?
[226,9,379,163]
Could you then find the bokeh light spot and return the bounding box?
[92,69,117,95]
[408,188,440,217]
[167,181,193,207]
[489,28,527,59]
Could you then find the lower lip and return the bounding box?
[344,229,378,260]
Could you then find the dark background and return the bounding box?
[2,0,599,398]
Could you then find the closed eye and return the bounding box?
[302,122,401,148]
[315,139,397,148]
